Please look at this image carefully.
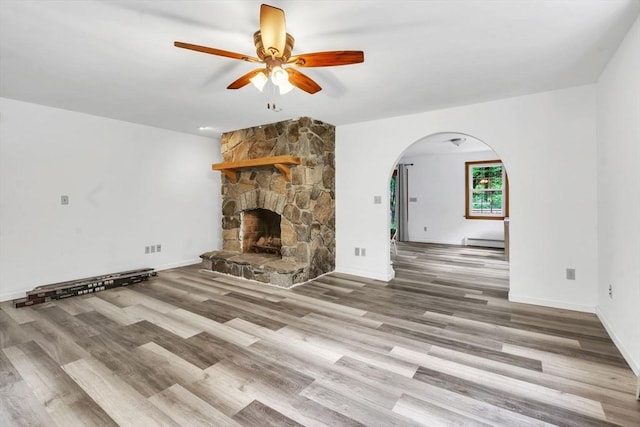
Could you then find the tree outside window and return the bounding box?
[465,160,508,220]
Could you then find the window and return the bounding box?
[465,160,508,220]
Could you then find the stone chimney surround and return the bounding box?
[200,117,336,288]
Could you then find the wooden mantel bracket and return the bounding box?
[212,155,301,183]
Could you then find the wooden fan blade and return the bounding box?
[260,4,286,58]
[288,51,364,67]
[227,68,266,89]
[286,68,321,94]
[174,41,261,63]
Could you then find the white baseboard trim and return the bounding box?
[0,290,31,303]
[508,292,596,313]
[335,266,394,282]
[465,237,505,249]
[153,258,202,271]
[596,306,640,377]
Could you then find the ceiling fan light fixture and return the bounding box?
[270,65,289,86]
[250,71,268,91]
[278,78,294,95]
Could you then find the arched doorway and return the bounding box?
[389,132,510,287]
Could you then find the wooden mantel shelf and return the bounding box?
[212,155,301,183]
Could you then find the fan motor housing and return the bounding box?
[254,31,295,62]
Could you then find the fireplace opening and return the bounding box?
[241,209,282,255]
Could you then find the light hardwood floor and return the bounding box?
[1,242,639,426]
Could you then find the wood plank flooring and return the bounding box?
[1,242,639,426]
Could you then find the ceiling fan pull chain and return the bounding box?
[264,80,281,112]
[266,81,274,110]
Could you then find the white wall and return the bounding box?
[596,16,640,375]
[336,84,598,312]
[0,98,222,301]
[401,150,504,245]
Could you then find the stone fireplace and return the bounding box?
[200,117,335,287]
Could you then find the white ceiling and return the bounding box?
[1,1,638,138]
[401,132,493,157]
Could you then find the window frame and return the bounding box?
[465,159,509,220]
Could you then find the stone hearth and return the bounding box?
[201,117,335,287]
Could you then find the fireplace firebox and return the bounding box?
[241,209,281,255]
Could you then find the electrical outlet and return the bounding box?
[409,197,418,202]
[423,226,427,231]
[61,195,69,205]
[145,246,150,254]
[156,244,161,253]
[373,195,382,204]
[566,268,575,280]
[608,284,613,298]
[150,245,156,253]
[354,247,360,256]
[361,248,366,256]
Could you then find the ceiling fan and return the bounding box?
[174,4,364,95]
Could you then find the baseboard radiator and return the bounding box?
[464,237,505,249]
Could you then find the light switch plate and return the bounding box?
[566,268,576,280]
